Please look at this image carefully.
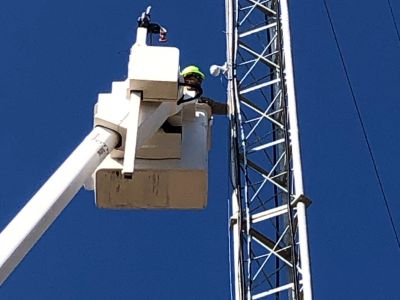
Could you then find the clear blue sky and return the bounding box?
[1,0,400,299]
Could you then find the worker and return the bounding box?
[180,65,228,116]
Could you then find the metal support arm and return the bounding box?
[122,91,142,178]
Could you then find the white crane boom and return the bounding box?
[0,127,119,285]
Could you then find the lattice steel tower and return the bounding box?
[226,0,313,299]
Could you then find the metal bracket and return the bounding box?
[122,91,142,178]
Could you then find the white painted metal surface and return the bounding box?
[92,74,212,209]
[128,30,180,101]
[121,91,141,178]
[95,103,211,209]
[231,191,243,300]
[226,0,313,298]
[226,0,244,296]
[92,23,211,209]
[0,127,119,285]
[280,0,313,298]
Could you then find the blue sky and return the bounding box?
[1,0,400,299]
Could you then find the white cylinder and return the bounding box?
[231,190,243,300]
[135,27,147,46]
[296,201,313,299]
[0,127,119,285]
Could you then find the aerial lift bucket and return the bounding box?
[91,24,212,209]
[0,7,213,287]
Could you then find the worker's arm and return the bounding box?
[199,96,228,115]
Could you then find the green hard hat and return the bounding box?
[180,65,205,79]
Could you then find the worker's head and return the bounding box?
[181,65,205,87]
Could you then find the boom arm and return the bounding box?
[0,127,119,285]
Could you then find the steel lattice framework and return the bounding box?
[226,0,313,299]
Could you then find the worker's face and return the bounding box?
[184,74,203,88]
